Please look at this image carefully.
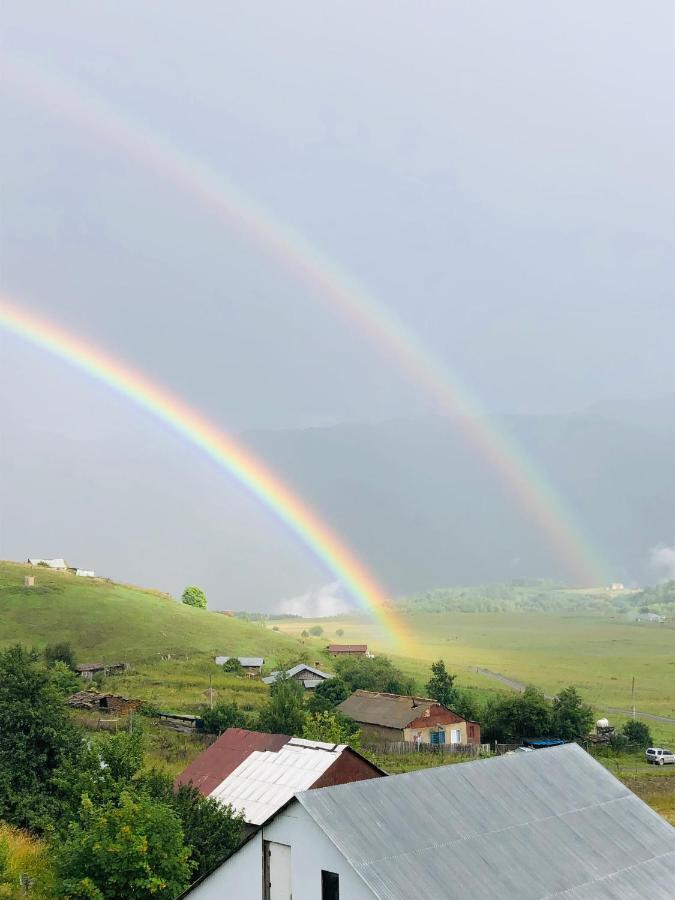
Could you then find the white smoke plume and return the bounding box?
[650,541,675,581]
[279,580,355,618]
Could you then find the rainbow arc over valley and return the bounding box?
[0,296,406,648]
[3,56,608,585]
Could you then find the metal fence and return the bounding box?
[363,741,491,756]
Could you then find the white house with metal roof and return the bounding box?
[182,742,675,899]
[27,557,67,570]
[262,663,333,691]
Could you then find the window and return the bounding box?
[430,729,445,745]
[321,870,339,900]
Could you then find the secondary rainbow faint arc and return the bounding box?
[0,296,406,647]
[3,55,607,584]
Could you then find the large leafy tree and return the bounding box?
[482,686,552,743]
[334,655,415,695]
[622,719,653,748]
[0,645,82,830]
[551,687,594,741]
[307,676,350,714]
[55,792,191,899]
[141,773,245,880]
[201,701,246,735]
[181,586,207,609]
[258,674,306,736]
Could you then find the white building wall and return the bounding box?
[184,804,374,900]
[264,803,375,900]
[186,830,262,899]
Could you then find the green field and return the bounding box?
[275,609,675,742]
[0,561,302,664]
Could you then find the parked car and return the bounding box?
[645,747,675,766]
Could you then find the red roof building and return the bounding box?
[326,643,368,656]
[175,727,385,825]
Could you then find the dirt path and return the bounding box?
[474,668,675,725]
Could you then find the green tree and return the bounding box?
[622,719,653,748]
[49,660,81,697]
[55,792,191,899]
[181,586,207,609]
[334,655,415,695]
[336,628,344,637]
[307,676,350,714]
[221,657,243,675]
[300,630,309,638]
[482,686,552,743]
[308,625,323,637]
[45,641,77,670]
[425,660,458,708]
[258,674,306,736]
[201,702,246,735]
[303,711,361,747]
[551,687,594,741]
[0,645,82,831]
[139,772,244,881]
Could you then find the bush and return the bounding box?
[334,655,415,696]
[303,711,361,747]
[336,629,344,637]
[308,625,323,637]
[55,792,191,899]
[221,657,243,675]
[45,642,77,670]
[481,686,552,743]
[258,674,306,736]
[201,702,246,735]
[551,687,594,741]
[49,661,81,697]
[181,586,207,609]
[307,677,350,714]
[622,719,653,748]
[300,630,309,638]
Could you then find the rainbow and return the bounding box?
[0,295,406,647]
[3,56,608,585]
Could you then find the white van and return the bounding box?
[645,747,675,766]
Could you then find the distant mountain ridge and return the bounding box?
[244,408,675,592]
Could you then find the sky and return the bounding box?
[1,2,673,607]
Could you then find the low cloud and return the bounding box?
[279,580,355,618]
[650,541,675,581]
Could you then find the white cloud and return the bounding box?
[650,541,675,581]
[279,580,355,617]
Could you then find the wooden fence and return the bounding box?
[363,741,491,756]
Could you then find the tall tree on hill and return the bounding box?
[181,586,207,609]
[307,676,350,714]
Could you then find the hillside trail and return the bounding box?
[473,668,675,726]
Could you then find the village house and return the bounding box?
[27,557,67,570]
[214,656,264,676]
[326,643,368,658]
[74,662,128,680]
[175,727,384,827]
[179,743,675,899]
[262,663,333,690]
[337,690,481,746]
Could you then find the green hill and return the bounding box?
[0,561,300,664]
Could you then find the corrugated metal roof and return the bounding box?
[27,557,66,568]
[175,728,289,796]
[297,743,675,899]
[214,656,264,667]
[209,736,347,825]
[262,663,333,685]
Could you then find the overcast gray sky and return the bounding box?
[1,2,673,606]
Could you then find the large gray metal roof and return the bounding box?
[296,743,675,899]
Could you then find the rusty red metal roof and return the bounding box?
[175,727,290,796]
[327,644,368,652]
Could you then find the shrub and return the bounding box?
[221,657,243,675]
[307,676,350,714]
[308,625,323,637]
[45,642,77,670]
[201,702,246,735]
[181,586,207,609]
[303,711,361,747]
[622,719,653,748]
[258,674,306,736]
